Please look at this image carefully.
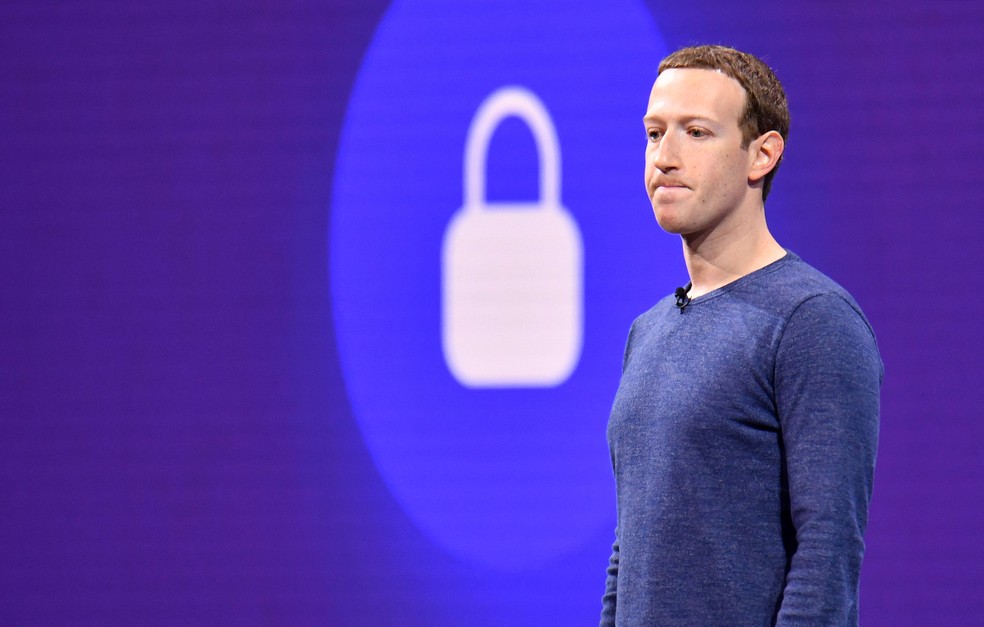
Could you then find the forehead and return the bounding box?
[645,68,746,125]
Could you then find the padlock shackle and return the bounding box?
[464,86,561,209]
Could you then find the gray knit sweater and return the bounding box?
[601,252,881,626]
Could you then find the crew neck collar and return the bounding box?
[680,250,797,306]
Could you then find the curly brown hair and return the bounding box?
[658,45,790,201]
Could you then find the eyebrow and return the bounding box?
[642,114,720,126]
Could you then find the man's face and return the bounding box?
[643,68,759,238]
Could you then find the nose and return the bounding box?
[650,133,680,173]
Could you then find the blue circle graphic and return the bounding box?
[330,0,674,570]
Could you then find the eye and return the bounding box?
[688,128,709,138]
[647,129,663,142]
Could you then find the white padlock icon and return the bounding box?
[441,86,584,388]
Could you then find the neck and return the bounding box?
[681,202,786,298]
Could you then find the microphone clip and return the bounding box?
[674,282,692,313]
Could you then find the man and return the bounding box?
[600,45,882,625]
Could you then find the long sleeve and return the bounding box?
[774,294,882,624]
[601,323,637,626]
[599,531,619,626]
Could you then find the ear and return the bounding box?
[748,130,784,184]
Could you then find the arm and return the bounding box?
[600,320,641,626]
[599,531,618,626]
[774,294,882,624]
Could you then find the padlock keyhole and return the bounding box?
[484,116,540,204]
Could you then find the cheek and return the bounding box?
[643,147,656,183]
[708,155,744,191]
[693,165,733,207]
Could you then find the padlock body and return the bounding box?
[442,203,583,387]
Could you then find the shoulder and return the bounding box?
[773,259,883,383]
[620,294,675,365]
[769,253,877,343]
[629,294,677,334]
[629,295,679,340]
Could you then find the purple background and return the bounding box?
[2,1,982,624]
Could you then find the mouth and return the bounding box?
[653,179,688,189]
[650,177,689,192]
[651,182,690,197]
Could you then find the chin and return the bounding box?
[651,207,687,235]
